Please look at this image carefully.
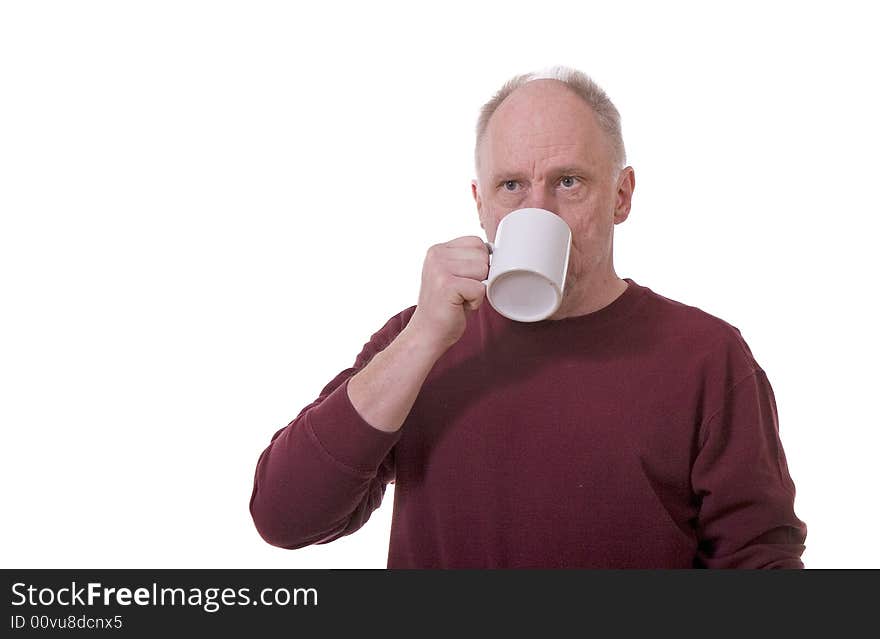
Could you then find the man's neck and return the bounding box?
[548,273,628,321]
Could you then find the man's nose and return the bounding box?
[523,185,557,212]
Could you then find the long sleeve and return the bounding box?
[249,307,415,549]
[691,367,807,568]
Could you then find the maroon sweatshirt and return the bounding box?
[250,278,807,568]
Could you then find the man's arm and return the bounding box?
[691,367,807,568]
[346,322,448,433]
[249,236,491,549]
[248,309,416,549]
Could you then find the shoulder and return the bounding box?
[634,282,761,375]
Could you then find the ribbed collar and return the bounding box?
[481,277,649,334]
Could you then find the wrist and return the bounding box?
[398,320,451,363]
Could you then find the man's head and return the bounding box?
[471,66,635,312]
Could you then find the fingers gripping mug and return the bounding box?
[484,208,572,322]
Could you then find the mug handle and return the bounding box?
[482,241,494,285]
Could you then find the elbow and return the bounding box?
[249,489,305,549]
[248,441,317,549]
[249,486,345,550]
[251,512,295,550]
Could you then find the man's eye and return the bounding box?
[503,180,519,191]
[560,176,578,188]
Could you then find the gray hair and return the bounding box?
[474,65,626,173]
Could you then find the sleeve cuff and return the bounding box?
[305,376,403,476]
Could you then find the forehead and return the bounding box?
[481,80,611,174]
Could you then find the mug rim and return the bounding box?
[486,267,563,322]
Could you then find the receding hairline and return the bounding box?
[474,66,626,175]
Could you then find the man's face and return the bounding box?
[472,79,634,296]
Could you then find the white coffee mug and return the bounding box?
[484,208,572,322]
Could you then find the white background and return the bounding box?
[1,1,877,569]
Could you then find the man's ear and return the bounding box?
[613,166,635,224]
[471,179,485,230]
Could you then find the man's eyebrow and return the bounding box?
[490,166,592,182]
[489,171,527,183]
[552,166,591,176]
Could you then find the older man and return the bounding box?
[250,67,807,568]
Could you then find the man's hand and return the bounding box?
[346,236,489,433]
[406,236,490,355]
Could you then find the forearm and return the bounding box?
[692,369,807,568]
[347,323,446,433]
